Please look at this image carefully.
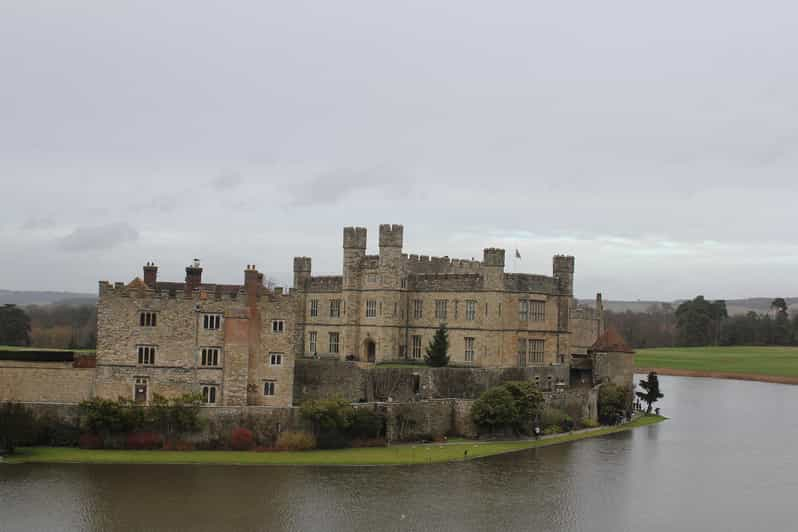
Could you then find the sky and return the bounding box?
[1,1,797,300]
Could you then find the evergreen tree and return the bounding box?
[0,305,31,346]
[425,323,450,367]
[635,372,664,414]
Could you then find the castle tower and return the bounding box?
[482,248,505,290]
[293,257,312,291]
[342,226,367,290]
[553,255,575,363]
[553,255,575,295]
[143,262,158,288]
[378,224,403,288]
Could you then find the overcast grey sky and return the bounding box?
[1,1,796,300]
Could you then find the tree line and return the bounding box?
[0,303,96,349]
[605,296,798,348]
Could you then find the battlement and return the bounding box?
[403,254,483,274]
[504,274,558,294]
[293,257,312,272]
[343,226,367,249]
[378,224,404,248]
[483,248,506,267]
[408,273,484,291]
[99,279,294,303]
[553,254,575,273]
[308,276,343,292]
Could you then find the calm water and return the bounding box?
[2,376,798,532]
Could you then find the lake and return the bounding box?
[2,376,797,531]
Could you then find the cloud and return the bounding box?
[286,165,413,207]
[21,217,55,230]
[211,171,243,191]
[57,222,139,252]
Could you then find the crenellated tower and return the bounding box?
[482,248,506,290]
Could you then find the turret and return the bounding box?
[143,262,158,288]
[553,255,575,295]
[185,259,203,295]
[293,257,312,290]
[378,224,403,278]
[482,248,505,290]
[343,226,367,289]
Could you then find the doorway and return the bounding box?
[365,339,376,363]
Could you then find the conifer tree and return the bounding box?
[636,371,664,414]
[425,323,450,367]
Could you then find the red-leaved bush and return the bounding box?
[126,432,163,450]
[230,427,255,450]
[79,433,103,449]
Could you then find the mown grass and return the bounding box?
[3,416,665,466]
[636,346,798,378]
[0,345,96,354]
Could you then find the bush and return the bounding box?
[0,402,37,453]
[543,426,562,435]
[317,429,351,450]
[79,433,104,449]
[541,407,573,432]
[34,415,80,447]
[350,409,384,440]
[300,398,354,449]
[126,431,163,450]
[275,431,316,451]
[231,427,255,451]
[471,387,519,434]
[580,418,600,429]
[598,384,627,425]
[162,439,194,451]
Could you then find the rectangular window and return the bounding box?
[137,345,156,365]
[201,384,218,404]
[134,377,148,403]
[308,331,317,353]
[413,299,423,319]
[269,353,283,366]
[310,299,319,317]
[203,314,222,330]
[272,320,285,333]
[201,347,220,367]
[530,301,545,321]
[139,311,157,327]
[519,300,529,321]
[401,278,407,289]
[411,335,422,359]
[435,300,448,320]
[366,300,377,318]
[329,332,340,353]
[263,380,276,396]
[329,299,341,317]
[465,300,476,321]
[464,337,475,362]
[529,339,545,364]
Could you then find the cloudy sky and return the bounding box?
[2,1,796,300]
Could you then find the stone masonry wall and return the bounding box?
[0,360,95,403]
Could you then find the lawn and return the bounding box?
[636,346,798,379]
[0,345,96,354]
[3,416,665,466]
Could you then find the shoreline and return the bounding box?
[2,416,666,467]
[636,367,798,385]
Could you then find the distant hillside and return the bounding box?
[578,297,798,316]
[0,289,96,306]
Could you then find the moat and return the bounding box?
[2,375,796,531]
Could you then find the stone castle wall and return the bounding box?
[0,360,95,403]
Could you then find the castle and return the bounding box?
[1,224,630,418]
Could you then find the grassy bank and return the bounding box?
[3,416,665,466]
[0,345,96,354]
[636,346,798,382]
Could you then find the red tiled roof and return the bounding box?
[590,327,635,354]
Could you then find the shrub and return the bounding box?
[350,409,384,440]
[502,381,544,434]
[541,407,573,432]
[34,415,80,447]
[580,418,600,429]
[79,433,103,449]
[317,429,350,450]
[275,431,316,451]
[598,384,627,425]
[0,402,36,453]
[300,398,354,449]
[471,387,520,434]
[543,426,562,436]
[126,431,163,450]
[231,427,255,451]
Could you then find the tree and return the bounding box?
[502,381,544,433]
[598,384,627,424]
[636,372,664,414]
[0,305,32,346]
[0,402,36,454]
[470,386,519,434]
[425,323,450,367]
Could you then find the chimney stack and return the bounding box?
[185,258,203,295]
[143,262,158,288]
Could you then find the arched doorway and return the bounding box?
[364,339,376,363]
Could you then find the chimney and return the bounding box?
[185,258,203,295]
[143,262,158,288]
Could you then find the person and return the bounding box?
[534,425,541,440]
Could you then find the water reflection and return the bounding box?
[2,376,797,531]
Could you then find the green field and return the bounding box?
[636,346,798,379]
[2,416,664,466]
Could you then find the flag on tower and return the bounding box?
[515,249,521,259]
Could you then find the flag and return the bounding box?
[515,249,521,259]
